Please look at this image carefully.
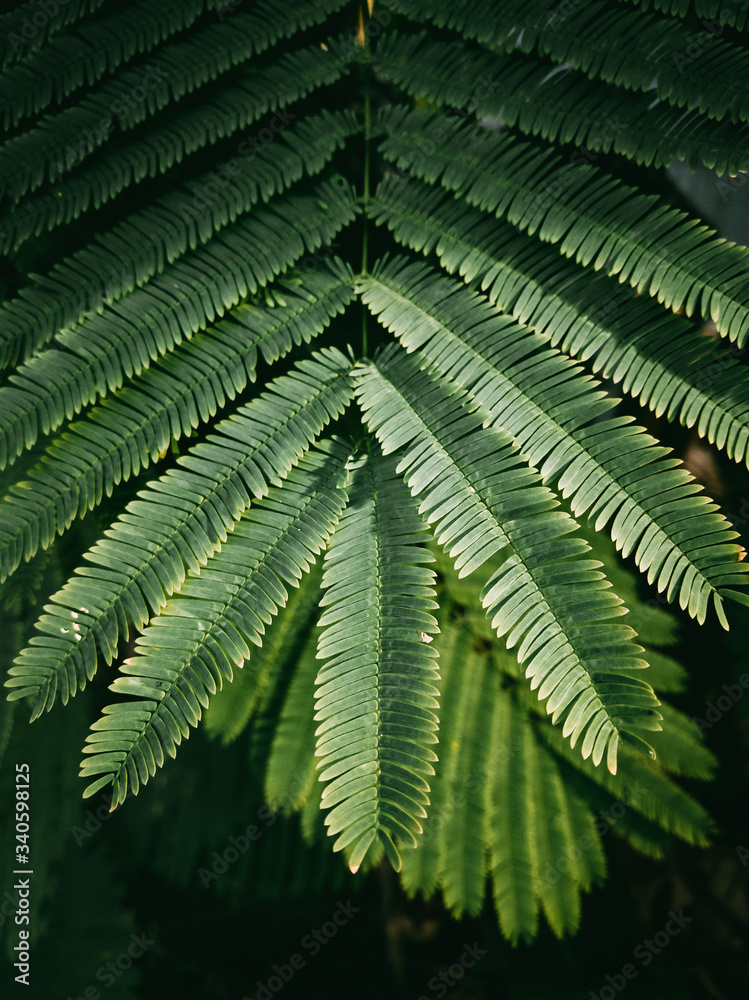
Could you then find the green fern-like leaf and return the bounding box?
[360,256,747,626]
[315,450,440,872]
[1,0,746,945]
[79,438,352,806]
[372,177,749,467]
[379,106,749,344]
[355,345,661,773]
[6,348,353,716]
[0,260,354,580]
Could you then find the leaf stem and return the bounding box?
[361,2,371,356]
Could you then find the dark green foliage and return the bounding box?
[1,0,747,942]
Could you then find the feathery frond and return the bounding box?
[0,0,107,70]
[79,438,352,806]
[0,107,357,362]
[378,107,749,345]
[0,42,354,261]
[355,346,661,774]
[0,0,743,945]
[360,257,749,626]
[0,0,208,131]
[315,450,440,872]
[0,179,357,467]
[375,30,749,174]
[0,0,349,204]
[372,178,749,467]
[6,348,354,717]
[387,0,749,121]
[0,260,355,581]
